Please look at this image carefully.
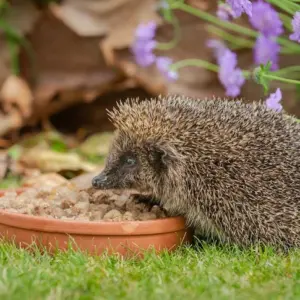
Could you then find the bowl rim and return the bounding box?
[0,209,186,235]
[0,188,187,236]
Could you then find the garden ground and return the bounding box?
[0,241,300,300]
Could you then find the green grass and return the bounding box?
[1,242,300,300]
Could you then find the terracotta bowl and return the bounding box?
[0,189,192,257]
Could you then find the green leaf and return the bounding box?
[253,62,273,95]
[50,139,68,153]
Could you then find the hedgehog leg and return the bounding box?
[132,194,160,206]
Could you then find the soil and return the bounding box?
[0,183,168,222]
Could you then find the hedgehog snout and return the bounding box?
[92,173,108,189]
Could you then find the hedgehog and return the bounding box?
[92,95,300,250]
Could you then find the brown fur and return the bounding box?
[92,95,300,249]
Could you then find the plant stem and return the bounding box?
[207,25,295,54]
[274,66,300,75]
[206,25,254,48]
[274,0,300,13]
[172,2,257,37]
[172,2,300,53]
[170,59,300,86]
[279,13,293,31]
[268,0,297,15]
[170,58,251,78]
[263,74,300,85]
[170,58,219,72]
[156,15,181,51]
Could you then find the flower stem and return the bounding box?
[279,12,293,31]
[170,59,219,72]
[172,2,257,37]
[263,74,300,85]
[206,25,254,49]
[170,58,251,78]
[172,2,300,53]
[156,15,181,51]
[269,0,300,14]
[206,25,294,54]
[274,66,300,75]
[268,0,297,14]
[170,59,300,86]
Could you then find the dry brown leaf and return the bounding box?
[19,11,122,127]
[50,0,161,64]
[0,75,33,118]
[50,0,161,42]
[22,172,70,189]
[20,147,98,173]
[0,110,23,136]
[78,132,114,157]
[9,160,41,178]
[0,0,40,136]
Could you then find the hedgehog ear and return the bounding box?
[153,144,177,167]
[158,148,169,166]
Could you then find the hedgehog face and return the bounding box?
[92,149,141,191]
[91,136,172,195]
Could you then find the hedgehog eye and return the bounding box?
[125,157,136,166]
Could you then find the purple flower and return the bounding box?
[207,40,245,96]
[156,57,178,81]
[132,40,157,67]
[135,21,157,41]
[290,11,300,43]
[226,0,252,18]
[217,3,235,21]
[206,39,227,63]
[131,21,157,67]
[254,35,280,70]
[219,48,238,70]
[249,1,283,37]
[218,49,245,97]
[265,88,282,112]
